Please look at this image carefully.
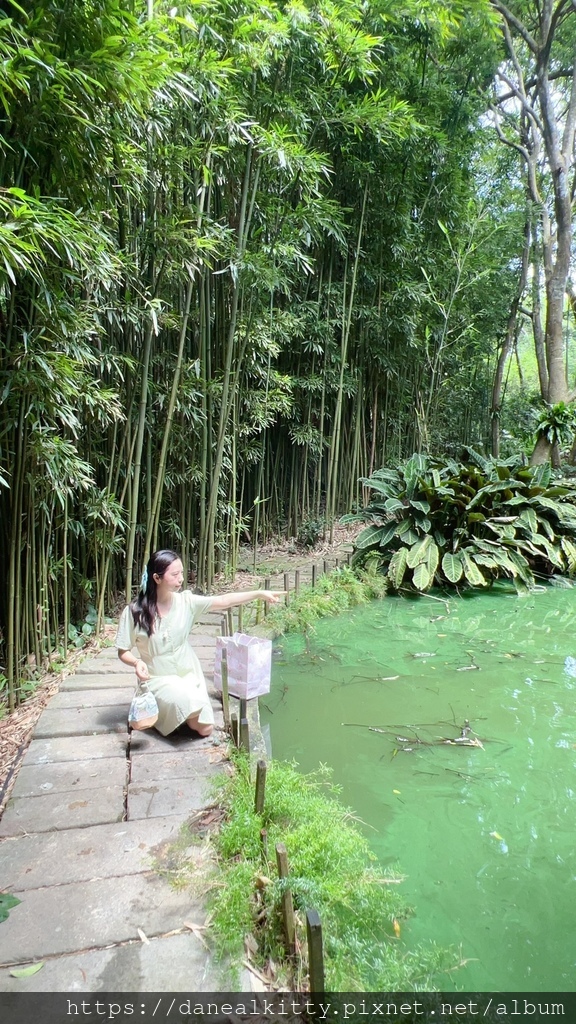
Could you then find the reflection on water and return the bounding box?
[261,587,576,991]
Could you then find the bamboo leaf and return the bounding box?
[0,893,21,923]
[9,962,44,977]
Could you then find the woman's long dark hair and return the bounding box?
[130,549,180,636]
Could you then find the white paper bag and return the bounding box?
[214,632,272,699]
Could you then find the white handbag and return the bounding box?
[128,689,159,723]
[214,632,272,699]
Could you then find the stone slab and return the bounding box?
[10,757,127,800]
[0,815,188,891]
[49,688,132,710]
[127,777,213,819]
[130,750,225,784]
[0,785,124,837]
[34,707,128,739]
[129,729,222,756]
[60,673,135,691]
[76,658,132,675]
[0,873,204,964]
[0,931,222,992]
[188,633,220,646]
[22,734,127,766]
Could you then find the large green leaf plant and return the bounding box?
[343,451,576,592]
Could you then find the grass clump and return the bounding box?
[208,753,455,991]
[266,565,388,638]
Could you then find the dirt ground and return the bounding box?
[0,525,357,814]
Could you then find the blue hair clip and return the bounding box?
[140,567,148,592]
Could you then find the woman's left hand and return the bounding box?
[259,590,285,604]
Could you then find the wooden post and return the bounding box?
[227,608,234,636]
[323,559,328,575]
[240,714,249,752]
[306,908,325,992]
[283,572,289,604]
[294,569,300,594]
[239,698,249,750]
[335,558,339,569]
[264,576,271,617]
[312,564,317,588]
[238,603,243,632]
[230,711,239,746]
[220,649,230,731]
[276,843,296,955]
[254,759,267,814]
[260,827,268,862]
[221,615,227,636]
[347,551,352,565]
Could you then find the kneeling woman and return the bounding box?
[116,549,281,737]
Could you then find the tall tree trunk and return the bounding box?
[491,211,531,456]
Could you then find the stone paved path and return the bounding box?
[0,615,227,993]
[0,552,351,994]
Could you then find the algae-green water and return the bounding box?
[261,586,576,991]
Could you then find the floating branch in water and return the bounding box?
[442,736,484,749]
[343,718,488,754]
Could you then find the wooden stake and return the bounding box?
[260,827,268,862]
[312,564,317,588]
[220,649,230,731]
[276,843,296,955]
[294,569,300,593]
[306,908,325,992]
[264,577,271,616]
[230,711,239,746]
[240,715,249,752]
[227,608,234,636]
[254,759,267,814]
[283,572,289,604]
[323,559,328,575]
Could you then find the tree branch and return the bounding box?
[491,0,539,53]
[497,67,573,104]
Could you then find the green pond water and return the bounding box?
[260,586,576,992]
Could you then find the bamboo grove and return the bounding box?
[1,0,573,707]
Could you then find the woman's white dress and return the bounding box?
[115,590,213,735]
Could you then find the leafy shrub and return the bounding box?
[209,754,454,990]
[343,451,576,592]
[296,515,325,549]
[265,565,388,637]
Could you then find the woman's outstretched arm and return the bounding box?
[208,589,283,613]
